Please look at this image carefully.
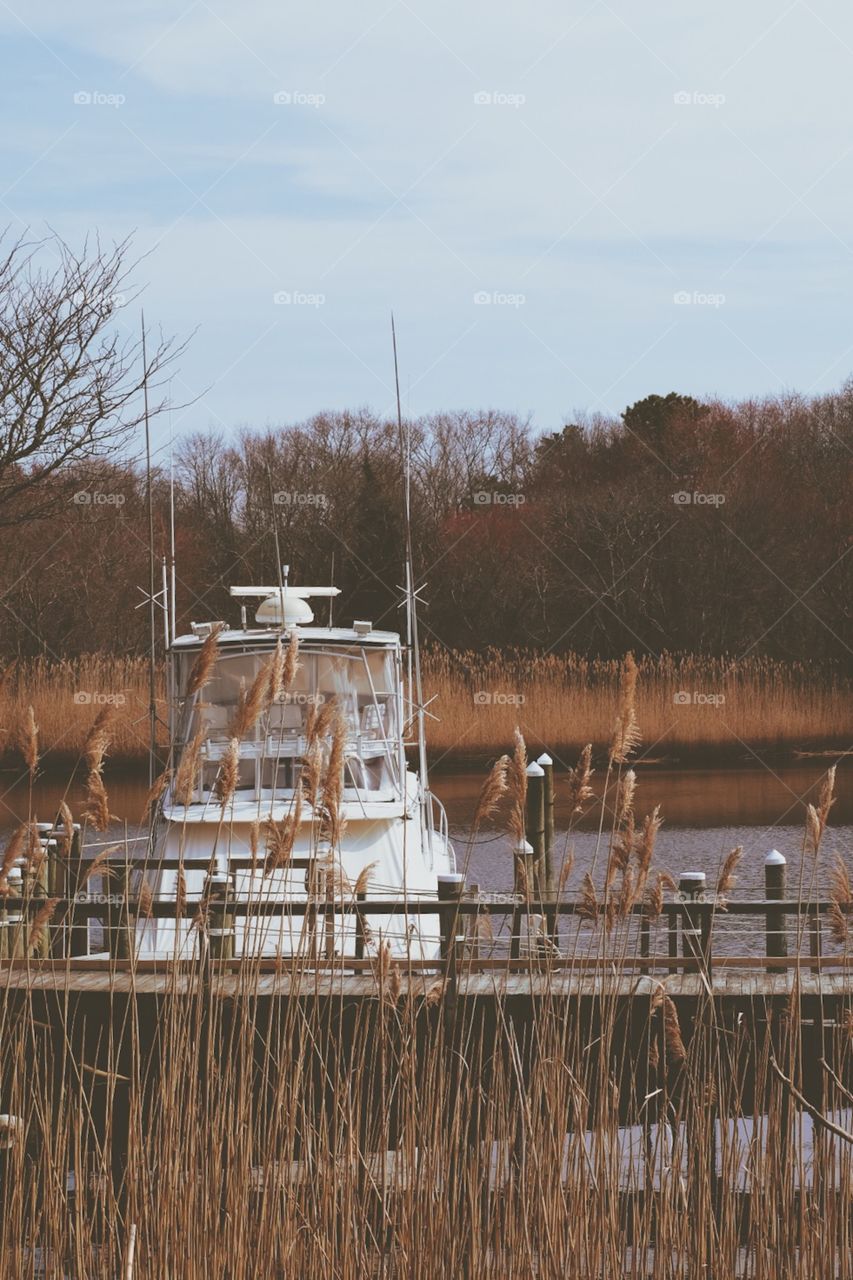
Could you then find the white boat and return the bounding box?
[137,576,456,960]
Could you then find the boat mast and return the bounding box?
[392,317,429,825]
[142,312,158,788]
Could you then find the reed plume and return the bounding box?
[320,708,347,851]
[472,754,510,828]
[282,628,300,693]
[19,704,39,777]
[616,769,636,825]
[56,801,75,858]
[354,861,378,896]
[185,623,223,697]
[609,653,641,764]
[80,708,115,831]
[137,878,154,920]
[172,724,207,806]
[82,772,113,831]
[568,743,594,819]
[27,897,58,954]
[635,807,663,885]
[653,990,686,1066]
[557,850,575,895]
[644,870,676,921]
[577,872,599,923]
[213,738,240,809]
[230,649,280,740]
[264,637,286,709]
[716,846,742,901]
[508,728,527,843]
[81,845,121,886]
[265,791,303,873]
[807,765,837,855]
[829,853,851,946]
[143,767,171,822]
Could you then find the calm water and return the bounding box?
[2,760,851,901]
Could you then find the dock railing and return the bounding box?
[0,858,848,977]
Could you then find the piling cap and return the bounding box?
[436,872,464,885]
[526,762,545,778]
[536,753,553,767]
[679,871,706,883]
[765,849,786,866]
[514,839,535,857]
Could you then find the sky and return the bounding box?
[3,0,853,452]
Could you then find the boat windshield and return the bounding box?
[170,643,402,802]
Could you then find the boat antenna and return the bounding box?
[142,311,157,787]
[168,382,176,643]
[392,316,429,820]
[266,464,287,627]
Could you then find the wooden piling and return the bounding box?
[536,753,555,895]
[436,873,464,961]
[679,872,706,972]
[764,850,787,972]
[68,824,88,957]
[206,873,234,960]
[525,762,545,898]
[511,841,535,960]
[5,866,25,959]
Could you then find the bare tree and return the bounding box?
[0,231,188,524]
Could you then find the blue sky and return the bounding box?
[3,0,853,452]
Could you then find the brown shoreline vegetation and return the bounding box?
[0,650,850,770]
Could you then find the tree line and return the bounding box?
[0,234,850,665]
[1,392,851,665]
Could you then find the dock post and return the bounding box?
[764,850,787,972]
[68,824,88,957]
[354,890,366,961]
[511,840,535,960]
[679,872,706,972]
[206,872,234,960]
[46,827,67,958]
[437,873,464,962]
[6,866,24,958]
[525,762,546,899]
[537,753,557,942]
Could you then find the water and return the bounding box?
[2,759,851,903]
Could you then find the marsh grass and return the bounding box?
[0,661,851,1276]
[1,651,850,768]
[1,932,852,1276]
